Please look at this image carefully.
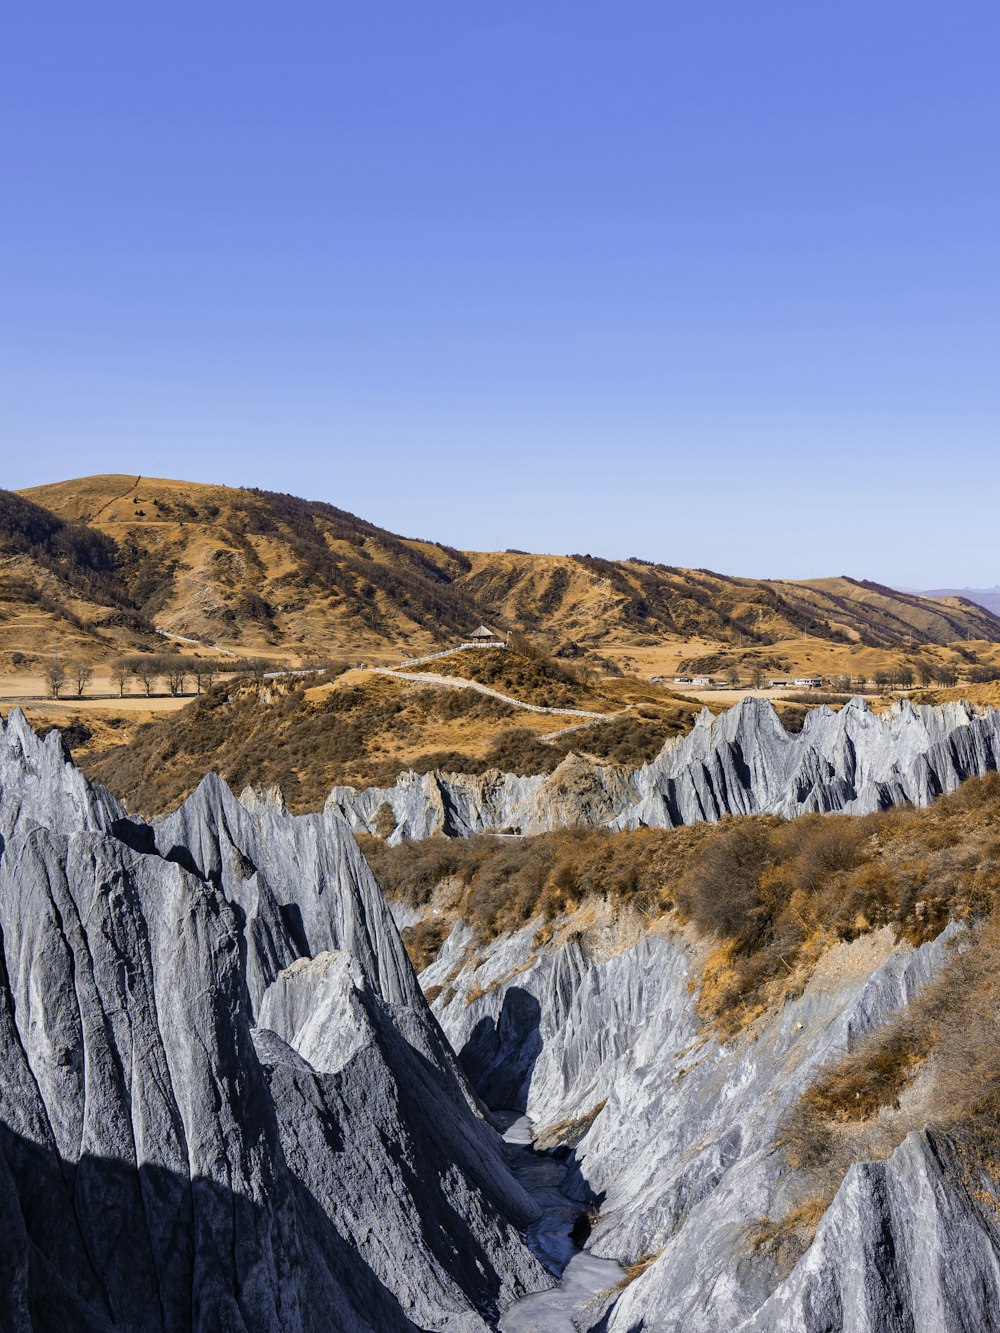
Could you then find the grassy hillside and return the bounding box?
[460,552,1000,650]
[21,474,482,661]
[80,653,705,815]
[0,488,159,665]
[7,475,1000,682]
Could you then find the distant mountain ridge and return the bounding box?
[916,586,1000,617]
[5,474,1000,666]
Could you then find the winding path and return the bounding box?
[371,667,618,721]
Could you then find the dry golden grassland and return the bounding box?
[8,475,1000,691]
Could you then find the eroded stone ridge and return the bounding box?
[327,696,1000,841]
[0,710,546,1332]
[430,920,1000,1332]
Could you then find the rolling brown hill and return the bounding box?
[6,474,1000,677]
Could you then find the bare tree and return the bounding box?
[72,661,94,698]
[132,659,158,696]
[897,665,914,689]
[725,663,740,688]
[112,660,131,697]
[917,663,935,687]
[750,663,765,689]
[195,662,218,693]
[166,665,188,696]
[46,658,66,699]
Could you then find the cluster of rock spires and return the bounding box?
[427,918,1000,1331]
[0,709,546,1331]
[4,703,1000,1332]
[328,695,1000,842]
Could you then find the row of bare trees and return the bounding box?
[45,656,236,699]
[112,656,227,698]
[720,662,997,692]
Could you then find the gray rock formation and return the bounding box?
[0,709,547,1332]
[741,1130,1000,1333]
[327,696,1000,841]
[427,917,1000,1332]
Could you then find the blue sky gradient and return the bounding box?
[3,3,998,584]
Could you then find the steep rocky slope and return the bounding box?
[423,915,1000,1331]
[329,695,1000,840]
[5,706,1000,1330]
[0,709,546,1331]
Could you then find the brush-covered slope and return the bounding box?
[0,709,547,1331]
[12,476,1000,670]
[0,488,157,663]
[21,473,481,658]
[81,655,704,815]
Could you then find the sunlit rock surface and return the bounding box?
[429,917,1000,1332]
[328,696,1000,840]
[0,710,546,1332]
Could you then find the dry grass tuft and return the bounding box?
[614,1251,663,1289]
[534,1100,608,1152]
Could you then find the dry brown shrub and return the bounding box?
[400,917,453,973]
[744,1195,828,1278]
[534,1099,608,1151]
[614,1251,663,1290]
[374,802,397,839]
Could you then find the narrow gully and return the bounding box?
[497,1112,625,1333]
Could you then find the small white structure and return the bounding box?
[467,624,507,647]
[793,677,824,689]
[397,625,510,668]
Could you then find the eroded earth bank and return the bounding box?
[2,700,1000,1331]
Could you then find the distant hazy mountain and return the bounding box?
[919,587,1000,617]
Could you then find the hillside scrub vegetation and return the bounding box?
[364,774,1000,1037]
[366,778,1000,1249]
[82,670,606,813]
[80,651,711,812]
[399,646,599,710]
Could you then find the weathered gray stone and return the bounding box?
[431,918,1000,1332]
[739,1130,1000,1333]
[0,710,547,1331]
[328,696,1000,841]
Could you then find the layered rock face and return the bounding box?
[428,919,1000,1332]
[0,710,546,1332]
[328,696,1000,841]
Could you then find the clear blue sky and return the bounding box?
[3,3,998,585]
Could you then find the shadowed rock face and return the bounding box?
[0,710,547,1332]
[326,696,1000,841]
